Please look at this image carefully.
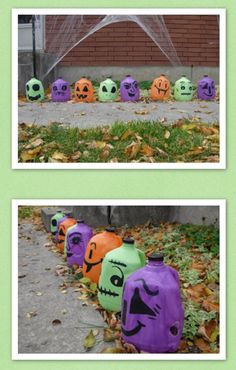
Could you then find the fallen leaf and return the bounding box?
[164,130,171,139]
[140,144,155,157]
[49,151,68,163]
[194,338,212,353]
[70,151,82,161]
[120,129,133,141]
[134,110,149,115]
[84,330,97,349]
[79,277,91,285]
[101,347,125,353]
[20,147,41,162]
[103,328,120,342]
[25,138,44,150]
[124,141,141,159]
[26,310,38,319]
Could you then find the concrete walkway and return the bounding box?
[18,100,219,129]
[18,222,106,354]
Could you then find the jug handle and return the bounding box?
[138,249,146,266]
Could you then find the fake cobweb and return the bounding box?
[33,14,181,80]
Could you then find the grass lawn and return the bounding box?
[18,119,219,163]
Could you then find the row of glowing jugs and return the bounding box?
[26,74,216,103]
[51,210,184,353]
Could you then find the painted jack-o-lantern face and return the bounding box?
[120,75,140,102]
[151,75,170,101]
[82,228,122,283]
[25,77,44,102]
[51,78,70,102]
[74,77,94,102]
[57,218,76,253]
[197,75,216,100]
[98,78,118,102]
[174,75,194,101]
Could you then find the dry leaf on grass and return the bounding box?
[49,151,68,163]
[124,141,141,159]
[20,147,42,162]
[83,329,97,350]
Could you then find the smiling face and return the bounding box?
[121,278,161,338]
[197,76,216,100]
[151,75,170,101]
[51,78,70,102]
[74,78,94,102]
[120,76,140,102]
[98,78,118,102]
[174,76,193,101]
[26,78,44,102]
[82,230,122,283]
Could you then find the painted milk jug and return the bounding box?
[50,210,65,236]
[174,75,193,101]
[82,227,122,284]
[65,220,93,267]
[121,253,184,353]
[98,237,146,312]
[57,216,76,253]
[55,213,71,241]
[25,77,44,102]
[120,75,140,102]
[51,77,71,102]
[197,75,216,100]
[98,78,118,102]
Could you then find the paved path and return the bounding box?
[18,221,106,354]
[18,100,219,128]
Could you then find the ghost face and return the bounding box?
[98,79,118,102]
[51,79,70,102]
[197,76,216,100]
[120,76,140,102]
[26,78,44,102]
[151,75,170,101]
[74,78,94,102]
[121,278,161,337]
[174,77,193,101]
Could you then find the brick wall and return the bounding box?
[45,15,219,67]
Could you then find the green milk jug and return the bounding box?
[98,237,146,312]
[50,210,65,236]
[98,77,118,102]
[174,75,194,101]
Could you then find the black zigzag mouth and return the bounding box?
[67,252,73,257]
[122,320,145,337]
[128,92,135,97]
[78,94,88,99]
[98,285,119,297]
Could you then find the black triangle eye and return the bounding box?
[51,219,57,226]
[59,228,65,236]
[111,86,116,93]
[83,86,88,92]
[102,86,108,92]
[130,288,156,316]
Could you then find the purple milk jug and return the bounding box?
[120,75,140,102]
[197,75,216,100]
[66,220,93,267]
[51,77,71,102]
[55,213,71,242]
[121,253,184,353]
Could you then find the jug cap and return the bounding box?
[123,237,135,244]
[148,253,164,262]
[65,212,71,216]
[76,219,84,223]
[105,227,115,233]
[57,209,63,212]
[181,74,186,77]
[203,74,209,77]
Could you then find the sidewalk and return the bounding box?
[18,100,219,129]
[18,221,106,354]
